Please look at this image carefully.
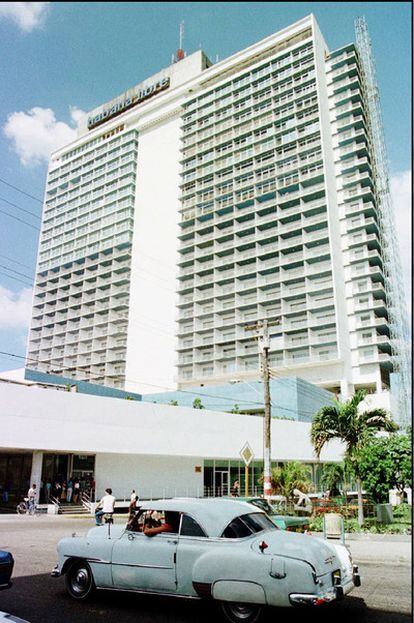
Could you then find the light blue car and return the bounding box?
[52,498,360,623]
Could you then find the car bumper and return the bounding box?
[51,564,61,578]
[289,566,361,606]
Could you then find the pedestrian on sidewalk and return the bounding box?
[27,484,37,514]
[67,478,73,503]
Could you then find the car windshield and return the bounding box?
[221,512,277,538]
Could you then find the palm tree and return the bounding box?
[267,461,312,500]
[320,462,345,498]
[311,390,398,526]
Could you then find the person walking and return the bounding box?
[66,478,73,504]
[27,484,37,515]
[231,480,240,497]
[95,488,116,526]
[72,479,80,504]
[130,489,139,503]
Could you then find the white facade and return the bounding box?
[0,382,343,499]
[27,14,394,398]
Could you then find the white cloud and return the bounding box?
[0,286,32,330]
[0,2,50,32]
[390,170,412,307]
[3,106,87,166]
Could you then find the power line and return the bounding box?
[0,254,35,271]
[0,208,40,231]
[0,196,41,220]
[0,264,33,281]
[0,270,33,287]
[0,177,43,203]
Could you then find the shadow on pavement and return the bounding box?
[0,573,411,623]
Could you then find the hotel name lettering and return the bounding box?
[87,77,170,130]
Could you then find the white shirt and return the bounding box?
[28,488,36,500]
[100,494,115,513]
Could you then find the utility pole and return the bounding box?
[245,318,280,500]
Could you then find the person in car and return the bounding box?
[144,511,179,537]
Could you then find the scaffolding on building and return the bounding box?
[355,17,411,429]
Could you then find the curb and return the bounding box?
[357,558,411,566]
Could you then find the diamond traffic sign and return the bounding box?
[240,442,254,466]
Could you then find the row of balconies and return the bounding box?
[181,103,319,160]
[182,72,316,138]
[176,311,336,341]
[46,157,137,199]
[181,86,319,151]
[178,246,331,277]
[183,56,315,123]
[181,165,323,209]
[177,350,340,378]
[181,201,327,233]
[37,233,133,273]
[177,264,332,295]
[36,283,129,307]
[177,330,338,365]
[181,109,319,169]
[36,252,131,285]
[35,258,131,292]
[30,309,128,330]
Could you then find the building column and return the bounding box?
[29,451,43,502]
[340,380,354,401]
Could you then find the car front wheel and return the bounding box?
[65,560,95,600]
[221,602,262,623]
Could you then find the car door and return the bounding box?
[111,511,178,592]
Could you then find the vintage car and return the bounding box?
[233,497,310,532]
[52,498,360,623]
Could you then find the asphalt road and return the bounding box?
[0,517,411,623]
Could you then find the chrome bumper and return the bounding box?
[290,566,361,606]
[289,590,337,606]
[51,564,61,578]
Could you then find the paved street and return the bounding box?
[0,516,411,623]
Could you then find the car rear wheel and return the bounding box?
[221,602,262,623]
[65,560,95,600]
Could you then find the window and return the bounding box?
[180,514,207,537]
[221,513,276,538]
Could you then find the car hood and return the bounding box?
[251,530,340,576]
[86,525,125,540]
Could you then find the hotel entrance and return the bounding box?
[40,453,96,503]
[203,460,263,497]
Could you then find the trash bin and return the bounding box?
[376,503,393,524]
[323,513,345,543]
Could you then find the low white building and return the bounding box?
[0,382,343,503]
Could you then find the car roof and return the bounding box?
[138,498,264,537]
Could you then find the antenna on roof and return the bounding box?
[175,21,185,62]
[179,21,184,50]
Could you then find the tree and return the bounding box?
[320,462,345,498]
[265,461,312,500]
[358,434,412,503]
[192,398,205,410]
[231,404,240,414]
[169,400,178,406]
[311,390,398,526]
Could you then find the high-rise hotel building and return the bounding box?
[27,15,409,409]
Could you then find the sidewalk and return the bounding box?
[311,532,412,566]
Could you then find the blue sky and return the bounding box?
[0,1,411,373]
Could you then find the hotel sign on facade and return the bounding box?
[87,76,170,130]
